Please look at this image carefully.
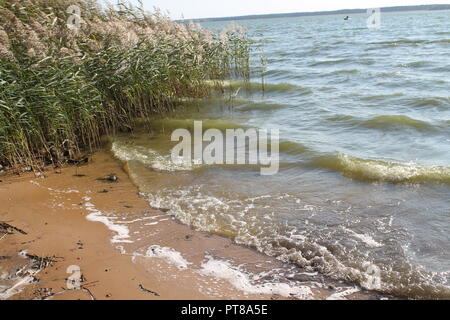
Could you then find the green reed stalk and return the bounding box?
[0,0,251,169]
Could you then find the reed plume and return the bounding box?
[0,0,251,170]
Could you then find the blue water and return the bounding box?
[113,10,450,299]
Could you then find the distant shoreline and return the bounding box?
[178,4,450,23]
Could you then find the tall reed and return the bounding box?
[0,0,251,169]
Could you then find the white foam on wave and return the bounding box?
[336,153,450,183]
[343,227,383,248]
[199,256,313,299]
[140,245,191,270]
[83,196,132,244]
[143,188,389,296]
[326,287,361,300]
[146,188,230,233]
[30,180,80,194]
[120,215,166,224]
[111,141,195,172]
[133,245,315,299]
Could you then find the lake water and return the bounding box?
[112,10,450,299]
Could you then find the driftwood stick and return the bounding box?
[0,222,27,235]
[138,284,160,297]
[82,286,96,300]
[81,280,100,288]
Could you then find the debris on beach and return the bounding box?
[82,287,96,300]
[149,206,171,213]
[33,287,58,300]
[97,173,119,183]
[20,252,56,271]
[0,252,56,300]
[138,284,160,297]
[0,222,27,236]
[0,221,57,300]
[67,154,90,166]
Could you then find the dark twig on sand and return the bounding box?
[23,253,56,270]
[81,280,99,288]
[139,284,160,297]
[0,222,27,235]
[82,286,96,300]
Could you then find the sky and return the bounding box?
[106,1,447,19]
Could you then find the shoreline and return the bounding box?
[0,151,381,300]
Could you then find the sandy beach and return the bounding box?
[0,151,381,300]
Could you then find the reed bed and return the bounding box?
[0,0,250,170]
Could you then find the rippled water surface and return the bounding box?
[113,10,450,299]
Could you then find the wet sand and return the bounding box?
[0,152,380,300]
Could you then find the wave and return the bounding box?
[205,80,312,95]
[368,38,450,48]
[113,126,450,183]
[251,38,277,43]
[143,185,450,299]
[326,114,437,132]
[310,153,450,184]
[406,97,450,109]
[178,97,291,113]
[359,93,404,101]
[326,114,356,122]
[433,39,450,44]
[224,80,313,95]
[362,115,435,131]
[330,69,359,75]
[147,118,244,133]
[398,61,429,68]
[310,58,352,67]
[235,101,288,112]
[279,141,310,155]
[111,140,199,172]
[263,69,305,80]
[368,39,427,47]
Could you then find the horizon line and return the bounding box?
[176,3,450,22]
